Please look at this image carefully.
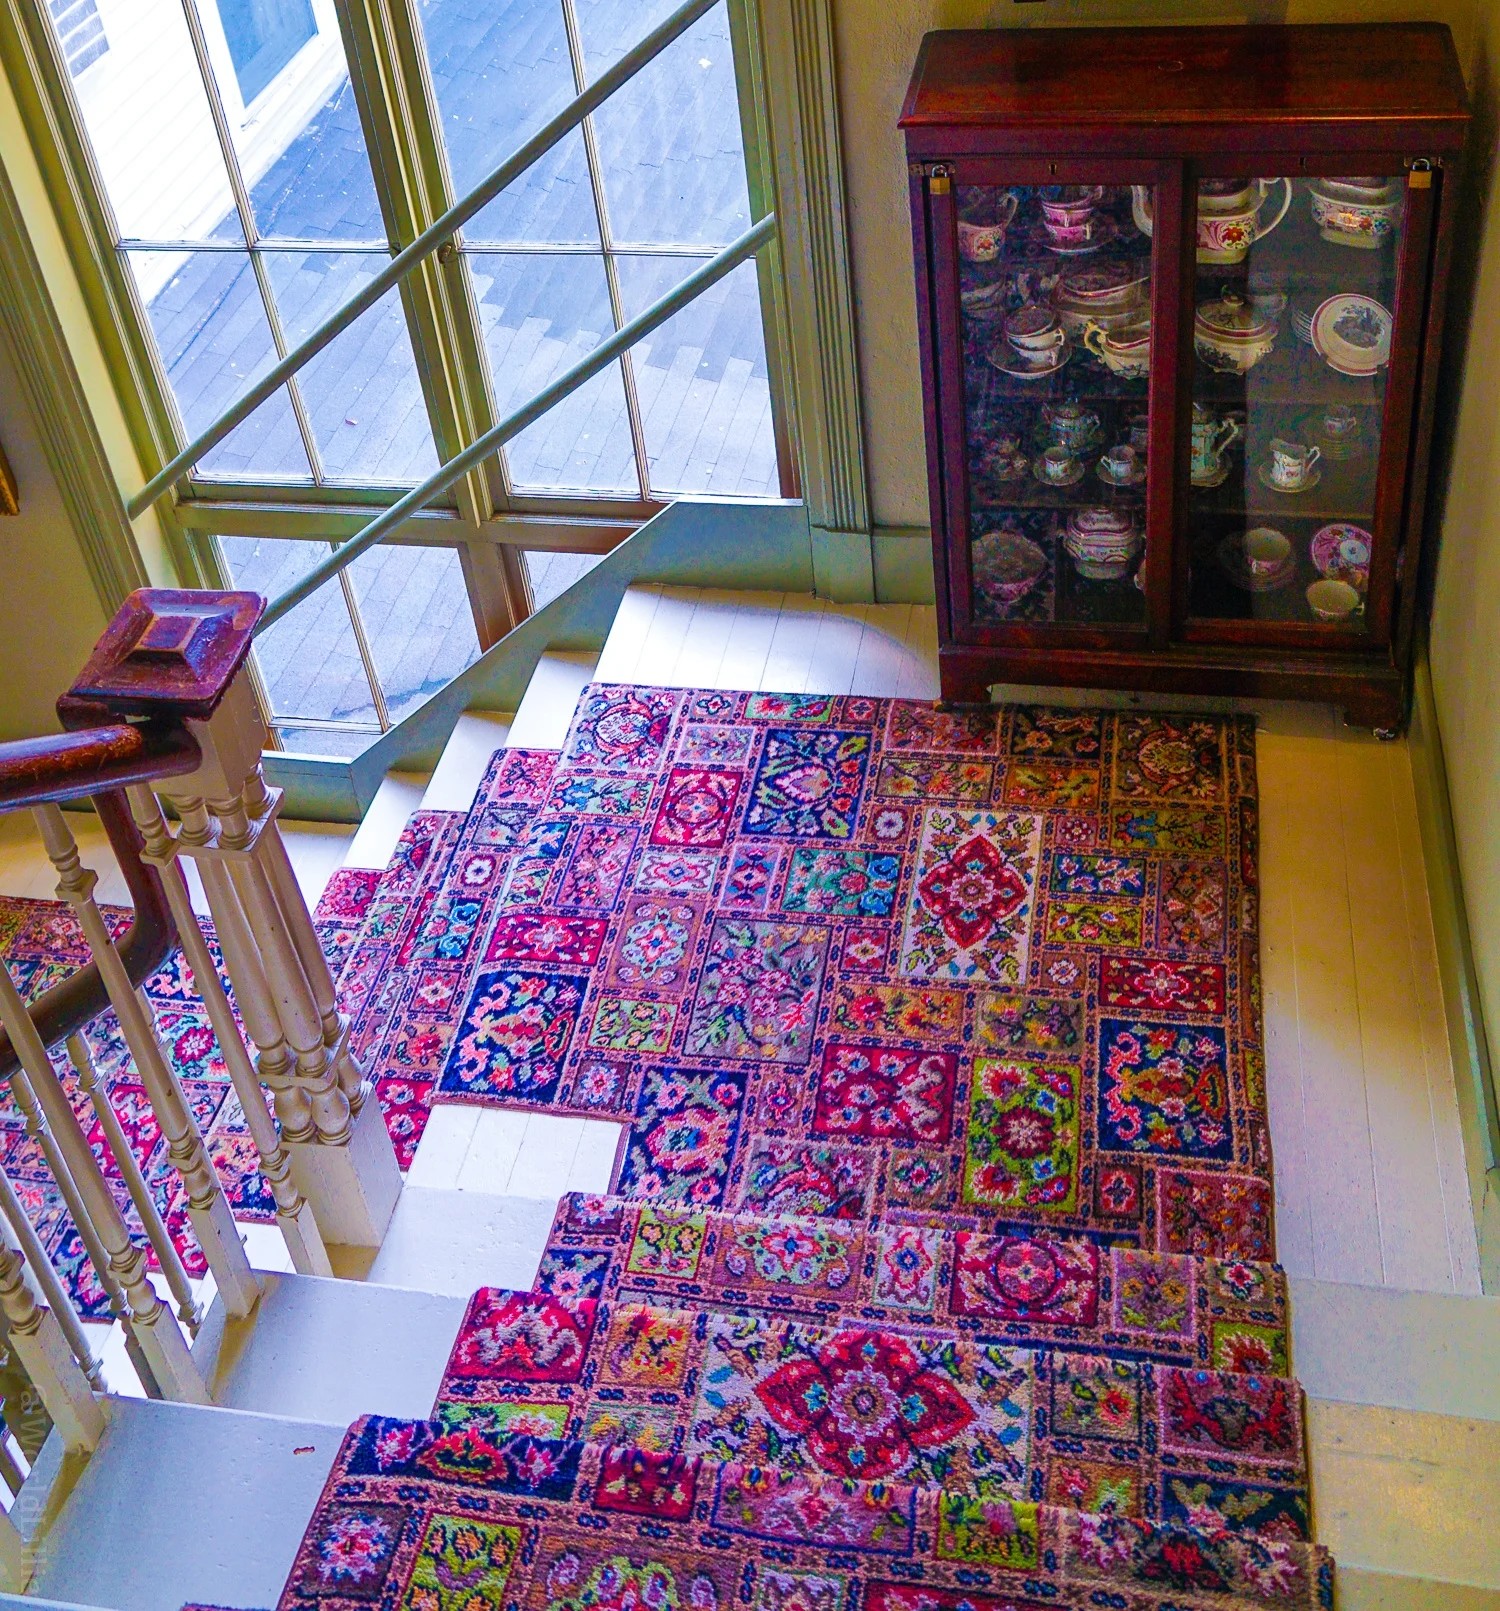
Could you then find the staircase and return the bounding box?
[0,585,1497,1611]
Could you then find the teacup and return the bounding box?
[1100,444,1141,483]
[1005,304,1065,356]
[1322,404,1359,441]
[1039,446,1081,485]
[1267,438,1321,491]
[1244,527,1292,577]
[956,192,1019,263]
[1040,185,1104,227]
[1043,217,1098,250]
[1127,411,1150,453]
[1307,578,1361,621]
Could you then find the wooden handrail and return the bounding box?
[0,723,201,1082]
[0,723,199,810]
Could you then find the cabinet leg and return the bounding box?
[938,654,995,708]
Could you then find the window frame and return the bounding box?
[0,0,870,740]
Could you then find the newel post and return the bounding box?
[63,591,402,1250]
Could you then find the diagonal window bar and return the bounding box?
[256,214,776,633]
[128,0,723,518]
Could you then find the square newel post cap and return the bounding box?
[60,590,265,728]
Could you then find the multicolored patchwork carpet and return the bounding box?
[352,690,1270,1260]
[266,681,1332,1610]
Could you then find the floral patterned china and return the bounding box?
[1312,293,1392,376]
[973,526,1047,605]
[1218,530,1296,592]
[1311,522,1372,591]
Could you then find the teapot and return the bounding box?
[1190,404,1244,487]
[1194,290,1287,375]
[1133,177,1292,265]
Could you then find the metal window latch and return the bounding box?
[1408,158,1435,189]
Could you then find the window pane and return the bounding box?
[54,0,237,241]
[579,1,749,249]
[216,0,316,105]
[525,549,603,610]
[616,256,776,496]
[470,252,638,494]
[417,0,599,245]
[345,545,482,723]
[264,252,439,482]
[219,536,380,725]
[212,31,387,242]
[129,250,313,480]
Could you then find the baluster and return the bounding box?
[241,767,365,1113]
[0,1234,103,1454]
[61,588,400,1247]
[64,1035,198,1331]
[0,1168,100,1392]
[33,806,258,1321]
[128,787,330,1277]
[0,959,207,1403]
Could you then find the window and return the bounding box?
[31,0,790,755]
[216,0,314,104]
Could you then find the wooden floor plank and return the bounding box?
[715,591,783,691]
[804,603,868,695]
[638,586,699,682]
[761,594,826,694]
[1338,733,1457,1292]
[672,587,737,689]
[1255,727,1318,1278]
[594,584,662,684]
[1282,719,1386,1284]
[850,603,914,697]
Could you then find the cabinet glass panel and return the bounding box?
[957,181,1154,630]
[1186,174,1404,630]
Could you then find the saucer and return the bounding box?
[1096,457,1147,487]
[1310,522,1372,591]
[980,454,1030,485]
[1190,461,1233,489]
[1032,454,1086,489]
[1256,462,1322,495]
[1218,534,1297,593]
[1312,293,1393,377]
[987,344,1072,381]
[1043,218,1119,256]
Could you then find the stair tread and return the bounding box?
[278,1412,1332,1610]
[431,1286,1312,1537]
[534,1191,1290,1375]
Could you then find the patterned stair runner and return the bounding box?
[278,1415,1333,1610]
[267,682,1332,1609]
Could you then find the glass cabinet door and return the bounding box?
[950,176,1164,636]
[1183,168,1410,635]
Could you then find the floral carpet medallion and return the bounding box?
[432,1293,1309,1526]
[276,1418,1333,1611]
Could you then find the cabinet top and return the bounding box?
[900,24,1468,138]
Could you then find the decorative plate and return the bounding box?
[1312,293,1393,376]
[1043,218,1119,256]
[1310,523,1372,591]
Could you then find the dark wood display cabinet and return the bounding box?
[900,23,1469,730]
